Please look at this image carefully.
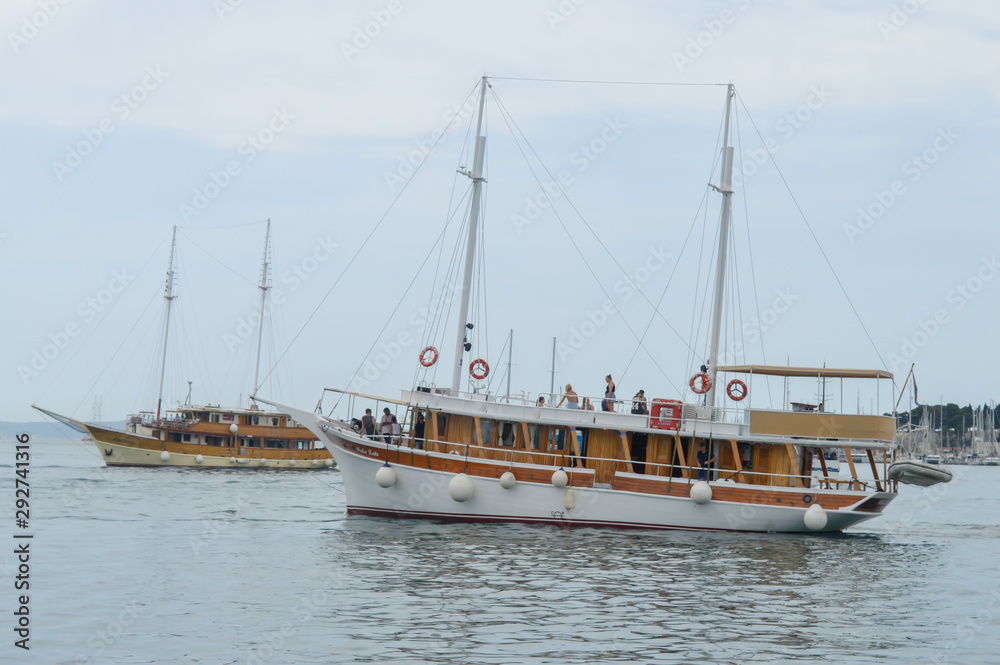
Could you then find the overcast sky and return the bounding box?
[2,1,998,423]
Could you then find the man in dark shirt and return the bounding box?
[697,443,716,481]
[360,408,376,438]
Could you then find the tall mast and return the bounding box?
[705,84,736,407]
[251,218,272,401]
[505,329,513,402]
[156,226,178,420]
[451,76,489,393]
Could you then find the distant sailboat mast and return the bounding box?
[451,76,489,394]
[251,218,272,402]
[156,225,178,420]
[705,83,736,407]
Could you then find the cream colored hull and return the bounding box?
[95,439,336,470]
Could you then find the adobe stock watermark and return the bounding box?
[843,126,958,244]
[384,94,479,193]
[877,0,928,40]
[214,0,245,21]
[556,245,670,361]
[223,235,340,352]
[340,0,406,63]
[545,0,587,32]
[189,491,251,556]
[718,288,798,365]
[77,601,144,665]
[179,108,295,223]
[52,66,168,182]
[347,283,462,392]
[732,85,832,188]
[673,0,753,73]
[511,117,628,234]
[7,0,72,53]
[17,269,134,386]
[886,255,998,373]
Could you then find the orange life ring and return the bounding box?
[689,372,712,395]
[469,358,489,380]
[726,378,747,401]
[419,346,438,367]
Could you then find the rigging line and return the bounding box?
[175,228,257,287]
[733,109,772,406]
[491,77,727,87]
[417,184,474,359]
[489,89,700,358]
[423,194,472,371]
[686,193,714,378]
[344,214,479,402]
[70,285,163,417]
[491,89,684,396]
[734,90,888,370]
[259,89,473,393]
[35,228,174,405]
[619,187,709,382]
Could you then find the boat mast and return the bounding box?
[251,218,272,401]
[156,225,178,420]
[451,76,489,394]
[705,83,736,407]
[505,329,513,402]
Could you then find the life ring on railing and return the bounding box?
[689,372,712,395]
[726,379,747,401]
[469,358,489,380]
[419,346,438,367]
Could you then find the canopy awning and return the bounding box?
[716,365,893,380]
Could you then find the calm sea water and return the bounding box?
[2,436,998,664]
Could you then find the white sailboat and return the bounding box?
[265,78,908,532]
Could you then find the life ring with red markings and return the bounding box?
[419,346,438,367]
[469,358,489,380]
[726,378,748,401]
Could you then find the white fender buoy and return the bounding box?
[259,458,267,465]
[312,459,319,467]
[499,471,517,490]
[448,473,475,502]
[229,423,238,434]
[551,468,569,488]
[289,459,296,467]
[229,457,237,464]
[804,503,828,531]
[564,486,576,511]
[375,463,397,488]
[325,458,334,468]
[194,454,204,465]
[159,450,170,463]
[690,480,713,504]
[237,458,249,464]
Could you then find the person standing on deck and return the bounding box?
[697,443,716,481]
[380,407,393,444]
[602,375,616,411]
[390,416,402,444]
[631,390,648,415]
[361,409,376,439]
[415,412,426,450]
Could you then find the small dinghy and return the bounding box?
[888,459,953,487]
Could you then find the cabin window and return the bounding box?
[205,435,224,446]
[170,432,182,442]
[272,418,279,426]
[211,414,220,423]
[550,429,566,452]
[252,415,259,425]
[293,440,311,450]
[182,433,191,442]
[182,412,191,419]
[477,420,494,447]
[528,425,541,450]
[245,438,260,448]
[500,423,515,447]
[264,439,286,449]
[437,414,447,439]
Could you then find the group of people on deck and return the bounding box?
[550,375,649,415]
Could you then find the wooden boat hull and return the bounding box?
[86,424,336,470]
[318,422,894,534]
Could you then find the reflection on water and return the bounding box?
[6,438,1000,664]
